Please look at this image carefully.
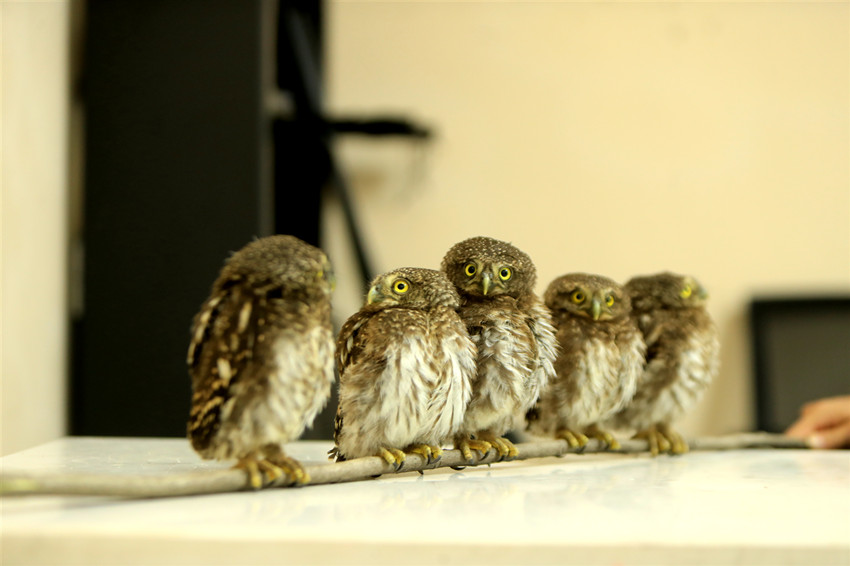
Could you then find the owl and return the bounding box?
[527,273,645,450]
[187,235,335,488]
[441,236,558,462]
[331,267,475,470]
[608,272,720,455]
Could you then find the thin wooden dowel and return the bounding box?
[0,433,807,499]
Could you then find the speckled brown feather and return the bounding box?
[332,268,476,462]
[528,273,644,438]
[441,237,558,442]
[609,272,720,432]
[187,235,335,463]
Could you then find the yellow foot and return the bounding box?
[659,423,689,455]
[454,435,492,463]
[634,424,689,456]
[376,447,407,471]
[267,454,310,485]
[235,454,308,490]
[556,428,589,449]
[584,425,621,450]
[477,432,519,461]
[405,443,443,464]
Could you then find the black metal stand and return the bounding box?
[73,0,431,439]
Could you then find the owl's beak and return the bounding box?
[591,298,602,321]
[366,285,382,305]
[481,272,492,296]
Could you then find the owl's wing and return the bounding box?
[329,312,372,462]
[186,277,258,453]
[523,297,559,390]
[328,404,345,461]
[335,312,371,374]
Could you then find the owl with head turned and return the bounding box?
[331,267,475,470]
[441,236,558,462]
[528,273,645,450]
[187,235,335,488]
[608,271,720,455]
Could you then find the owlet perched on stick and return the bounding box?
[332,268,475,470]
[527,273,645,449]
[609,271,720,455]
[187,235,335,488]
[441,236,558,462]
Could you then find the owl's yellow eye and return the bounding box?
[393,279,410,294]
[571,291,585,304]
[464,263,477,277]
[680,285,693,299]
[605,295,615,307]
[498,267,512,281]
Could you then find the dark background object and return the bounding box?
[75,1,275,438]
[750,296,850,433]
[73,0,429,440]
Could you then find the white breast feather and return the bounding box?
[637,327,719,428]
[215,325,333,459]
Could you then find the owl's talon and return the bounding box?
[266,454,310,485]
[235,454,307,489]
[584,425,621,451]
[377,447,407,471]
[635,424,687,456]
[476,432,517,461]
[235,458,265,490]
[454,437,492,464]
[405,443,443,465]
[556,429,589,449]
[634,428,661,455]
[658,423,689,455]
[431,446,444,463]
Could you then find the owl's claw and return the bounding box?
[477,432,519,461]
[235,458,266,490]
[634,424,688,456]
[235,454,308,490]
[556,429,589,450]
[454,436,492,464]
[267,454,310,485]
[377,447,407,471]
[584,425,621,451]
[405,444,443,465]
[658,423,689,455]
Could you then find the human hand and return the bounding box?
[785,395,850,449]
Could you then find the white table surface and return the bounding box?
[1,437,848,566]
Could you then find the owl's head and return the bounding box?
[544,273,630,322]
[365,267,461,310]
[221,235,335,299]
[440,236,536,300]
[625,271,709,311]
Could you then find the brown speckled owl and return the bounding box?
[441,236,558,462]
[528,273,645,450]
[332,268,475,470]
[608,272,720,455]
[187,235,335,488]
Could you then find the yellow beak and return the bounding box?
[481,273,492,296]
[366,286,382,305]
[591,298,602,321]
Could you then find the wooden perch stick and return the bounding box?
[0,433,807,499]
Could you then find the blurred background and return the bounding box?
[2,0,848,456]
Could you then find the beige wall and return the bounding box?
[1,0,71,455]
[325,1,850,436]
